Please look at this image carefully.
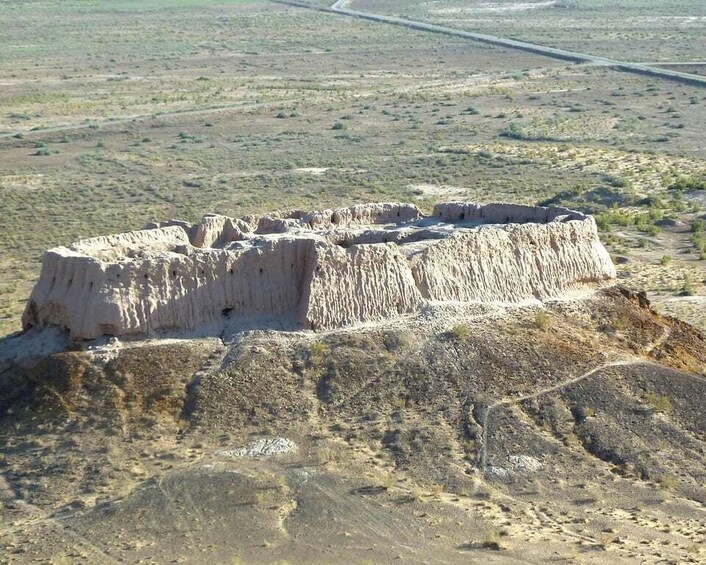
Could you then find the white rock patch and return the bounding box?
[219,437,298,459]
[508,455,543,472]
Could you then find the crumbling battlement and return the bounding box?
[23,202,616,340]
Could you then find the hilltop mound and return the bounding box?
[1,286,705,563]
[3,202,705,563]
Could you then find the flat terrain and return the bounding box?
[0,0,704,336]
[352,0,706,64]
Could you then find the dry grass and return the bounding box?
[0,0,704,337]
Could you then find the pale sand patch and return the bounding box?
[0,173,45,190]
[432,2,557,15]
[293,167,330,175]
[408,183,469,198]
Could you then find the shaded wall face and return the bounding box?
[26,238,319,340]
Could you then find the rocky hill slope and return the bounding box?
[1,286,705,564]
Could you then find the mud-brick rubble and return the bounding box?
[22,202,615,340]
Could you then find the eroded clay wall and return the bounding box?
[411,219,615,303]
[24,237,319,339]
[301,242,424,330]
[433,202,586,224]
[23,201,617,339]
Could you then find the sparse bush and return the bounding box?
[658,474,678,491]
[382,331,413,351]
[331,122,347,130]
[534,310,552,331]
[644,392,672,413]
[595,209,632,231]
[430,483,444,496]
[681,274,696,296]
[481,528,502,550]
[669,175,706,192]
[645,225,660,237]
[501,121,526,140]
[308,341,329,367]
[597,532,617,549]
[409,487,423,502]
[660,255,672,266]
[449,324,470,340]
[610,314,630,332]
[462,438,476,457]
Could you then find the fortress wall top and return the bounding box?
[22,202,616,340]
[69,225,192,261]
[432,202,586,224]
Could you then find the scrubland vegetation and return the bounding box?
[0,0,704,335]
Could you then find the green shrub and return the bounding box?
[595,210,632,231]
[645,392,672,413]
[681,274,695,296]
[534,310,552,331]
[449,324,470,340]
[501,122,526,140]
[658,475,678,491]
[669,175,706,192]
[308,341,329,367]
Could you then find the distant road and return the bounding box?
[276,0,706,88]
[0,99,296,140]
[641,62,706,67]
